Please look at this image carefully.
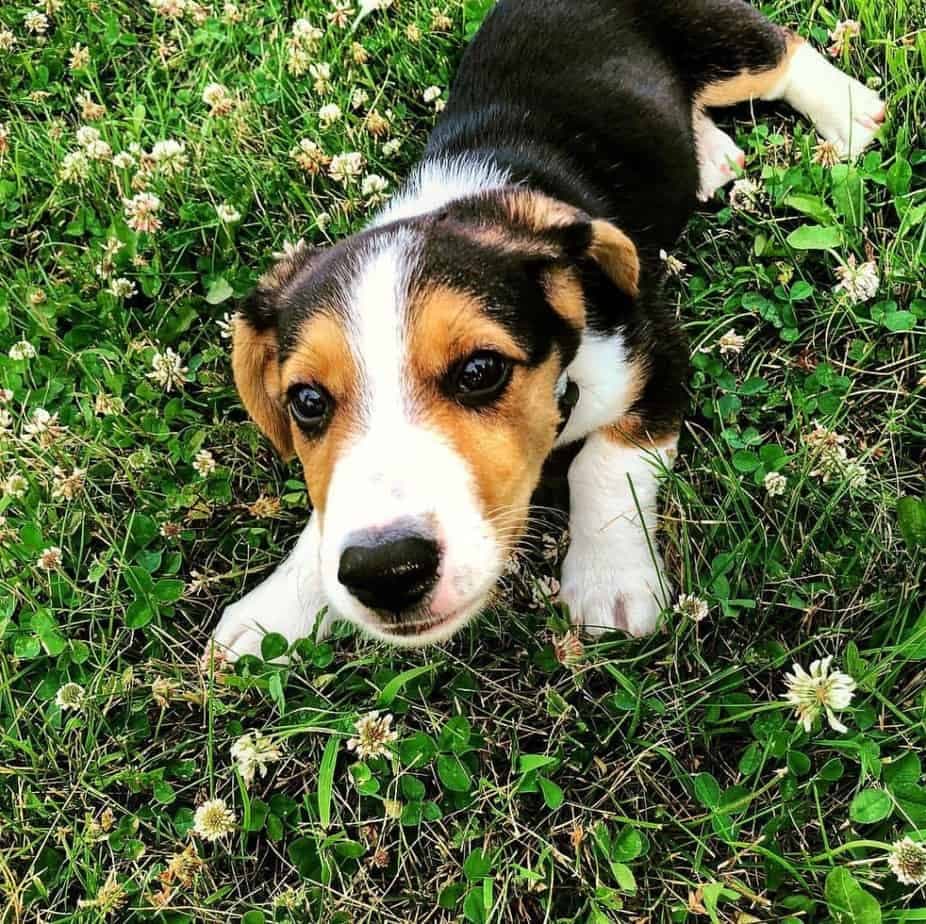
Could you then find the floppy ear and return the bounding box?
[491,188,641,298]
[585,219,640,298]
[231,246,321,460]
[231,303,293,460]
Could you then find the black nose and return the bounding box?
[338,533,440,614]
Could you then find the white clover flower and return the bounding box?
[347,711,398,760]
[328,151,363,185]
[729,177,763,213]
[150,139,188,176]
[381,138,401,157]
[193,798,236,841]
[673,593,709,623]
[315,212,331,232]
[9,340,37,361]
[843,460,868,490]
[202,82,234,115]
[108,277,136,299]
[37,546,63,571]
[192,449,216,477]
[24,11,50,34]
[310,62,332,94]
[764,471,787,497]
[0,29,15,52]
[150,0,187,19]
[717,329,745,356]
[0,409,12,435]
[530,574,560,608]
[318,103,342,127]
[422,85,442,104]
[148,347,188,392]
[828,19,861,57]
[216,202,241,223]
[812,140,842,167]
[94,393,124,416]
[69,42,90,70]
[112,151,135,170]
[290,138,329,174]
[3,473,28,498]
[52,466,86,501]
[55,682,85,711]
[22,408,66,445]
[361,173,389,204]
[59,150,90,182]
[123,192,162,233]
[76,125,101,147]
[659,249,687,276]
[85,139,112,161]
[783,656,855,733]
[231,732,283,786]
[351,88,370,110]
[888,837,926,886]
[0,388,13,404]
[359,0,393,13]
[553,630,584,668]
[834,256,880,304]
[292,18,323,46]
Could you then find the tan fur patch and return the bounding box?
[589,220,640,297]
[498,189,641,298]
[543,268,586,327]
[280,313,360,405]
[696,31,803,107]
[408,284,527,382]
[279,312,362,516]
[408,281,563,553]
[498,188,579,235]
[231,316,293,459]
[421,358,562,548]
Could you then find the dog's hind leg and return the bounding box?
[639,0,886,159]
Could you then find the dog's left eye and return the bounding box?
[287,383,332,433]
[449,351,513,407]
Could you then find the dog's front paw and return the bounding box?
[205,581,329,665]
[559,548,670,638]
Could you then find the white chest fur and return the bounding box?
[555,331,636,447]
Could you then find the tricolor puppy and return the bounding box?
[210,0,885,658]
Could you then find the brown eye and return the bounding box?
[449,351,513,408]
[288,384,332,433]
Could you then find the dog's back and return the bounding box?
[427,0,701,249]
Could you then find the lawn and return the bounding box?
[0,0,924,921]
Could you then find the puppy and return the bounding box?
[209,0,885,659]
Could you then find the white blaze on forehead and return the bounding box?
[346,229,417,428]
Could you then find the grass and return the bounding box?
[0,0,924,921]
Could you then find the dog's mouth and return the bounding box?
[367,600,482,644]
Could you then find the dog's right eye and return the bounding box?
[287,384,332,433]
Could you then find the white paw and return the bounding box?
[814,74,885,158]
[785,45,886,160]
[696,118,746,202]
[207,592,330,664]
[558,547,670,638]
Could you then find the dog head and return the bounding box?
[232,187,639,645]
